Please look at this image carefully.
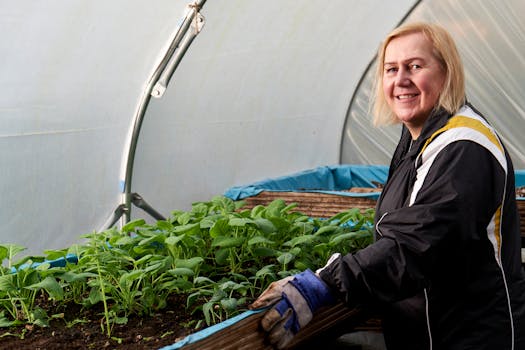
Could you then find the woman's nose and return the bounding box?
[395,68,411,86]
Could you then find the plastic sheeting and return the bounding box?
[0,1,195,255]
[342,0,525,168]
[224,165,388,201]
[130,0,415,220]
[2,0,524,259]
[225,165,525,200]
[1,0,416,257]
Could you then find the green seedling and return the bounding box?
[0,196,375,335]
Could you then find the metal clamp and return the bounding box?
[151,1,206,98]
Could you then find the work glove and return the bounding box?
[249,275,294,310]
[250,269,337,349]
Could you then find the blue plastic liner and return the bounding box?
[11,253,79,273]
[224,165,389,201]
[516,169,525,188]
[224,165,525,200]
[158,309,266,350]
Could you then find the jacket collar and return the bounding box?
[417,107,451,144]
[388,108,452,176]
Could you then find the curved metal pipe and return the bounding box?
[120,0,207,223]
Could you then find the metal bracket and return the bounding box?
[130,193,166,221]
[101,203,129,230]
[101,193,166,230]
[151,2,206,98]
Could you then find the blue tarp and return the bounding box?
[224,165,389,201]
[224,165,525,200]
[11,254,78,273]
[516,169,525,188]
[517,169,525,200]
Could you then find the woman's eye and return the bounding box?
[385,67,397,73]
[410,64,421,70]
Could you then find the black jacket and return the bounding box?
[320,104,525,349]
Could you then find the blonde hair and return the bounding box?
[372,22,465,126]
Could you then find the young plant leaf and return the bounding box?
[251,247,276,257]
[168,268,195,277]
[177,212,192,226]
[173,223,200,235]
[209,219,230,238]
[214,248,229,266]
[283,235,316,247]
[27,276,64,301]
[253,218,277,234]
[122,219,146,233]
[277,252,294,266]
[174,257,204,270]
[247,236,274,246]
[193,276,216,285]
[228,218,254,227]
[250,205,266,218]
[202,301,213,326]
[165,235,184,246]
[329,231,361,245]
[314,225,339,236]
[255,265,276,277]
[211,236,245,249]
[220,298,238,312]
[0,275,16,293]
[0,244,26,268]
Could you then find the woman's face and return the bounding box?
[382,32,446,139]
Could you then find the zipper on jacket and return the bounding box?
[375,212,388,237]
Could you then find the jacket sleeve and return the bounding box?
[319,140,506,305]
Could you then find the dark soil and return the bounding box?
[0,295,200,350]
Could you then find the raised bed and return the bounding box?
[166,303,373,350]
[518,199,525,263]
[168,187,381,350]
[180,167,525,350]
[240,190,377,219]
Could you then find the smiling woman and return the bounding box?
[373,23,465,137]
[334,22,525,350]
[251,22,525,350]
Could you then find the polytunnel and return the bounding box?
[2,0,525,259]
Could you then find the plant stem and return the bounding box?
[96,259,111,337]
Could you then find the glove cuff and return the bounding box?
[289,269,336,312]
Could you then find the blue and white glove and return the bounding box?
[251,269,336,349]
